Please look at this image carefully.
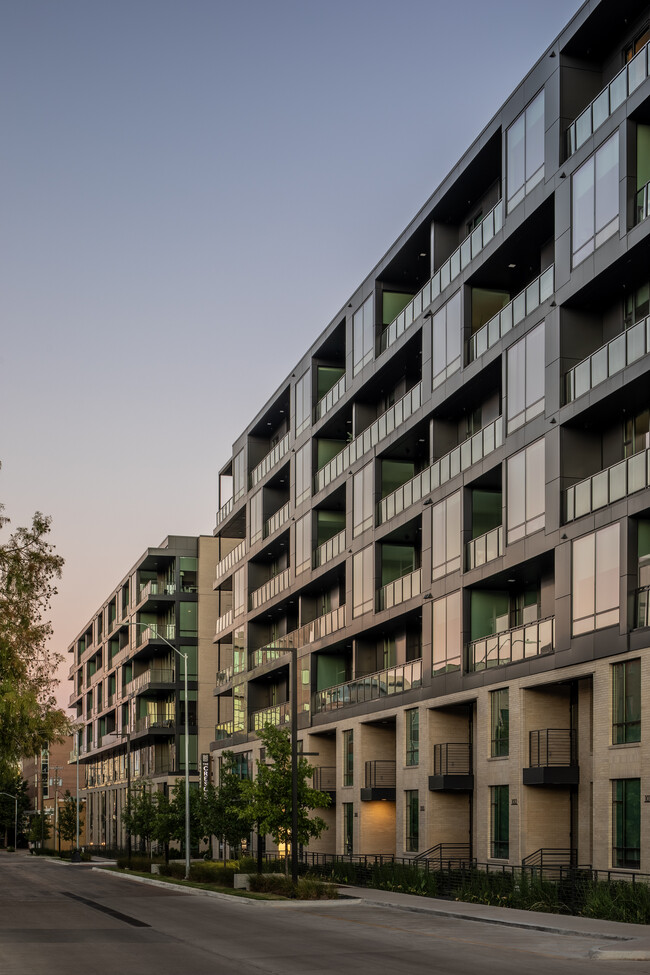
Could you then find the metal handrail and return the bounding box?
[433,743,472,776]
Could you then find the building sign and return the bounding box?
[201,753,210,789]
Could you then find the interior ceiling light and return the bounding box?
[508,263,516,269]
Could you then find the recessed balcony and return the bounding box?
[312,529,346,570]
[312,766,336,801]
[248,701,291,733]
[314,375,346,423]
[214,720,234,741]
[376,568,421,612]
[360,760,396,801]
[465,525,503,571]
[565,447,650,522]
[130,668,175,695]
[564,317,650,404]
[249,433,290,491]
[466,616,555,672]
[213,540,246,587]
[523,729,579,786]
[312,659,422,714]
[429,743,473,792]
[248,567,290,612]
[467,266,553,364]
[249,606,347,670]
[264,502,290,540]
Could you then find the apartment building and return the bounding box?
[211,0,650,872]
[22,737,84,850]
[67,535,218,850]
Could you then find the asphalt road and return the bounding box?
[0,855,645,975]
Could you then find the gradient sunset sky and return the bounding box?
[1,0,575,706]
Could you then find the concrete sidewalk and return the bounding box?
[337,884,650,960]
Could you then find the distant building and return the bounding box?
[22,736,83,850]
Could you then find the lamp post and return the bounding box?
[121,621,190,880]
[0,793,18,849]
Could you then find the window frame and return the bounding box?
[506,89,545,213]
[572,523,620,635]
[612,778,640,869]
[490,784,509,859]
[405,708,419,766]
[612,659,641,744]
[490,687,509,757]
[572,132,619,267]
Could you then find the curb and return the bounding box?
[590,947,650,960]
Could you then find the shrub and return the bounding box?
[296,876,338,899]
[248,873,294,896]
[116,855,158,872]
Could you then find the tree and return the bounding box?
[29,812,50,847]
[201,753,254,863]
[169,779,204,854]
[122,785,158,854]
[0,768,29,846]
[0,484,69,770]
[57,790,84,848]
[247,724,330,876]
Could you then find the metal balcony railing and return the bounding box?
[214,721,234,740]
[364,760,396,789]
[313,766,337,791]
[248,701,291,733]
[313,659,422,714]
[249,433,290,490]
[468,266,554,363]
[528,729,577,767]
[130,668,175,694]
[565,447,650,522]
[134,713,175,733]
[251,606,346,668]
[466,616,555,671]
[433,743,472,776]
[564,316,650,403]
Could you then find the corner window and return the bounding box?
[572,132,619,267]
[353,295,374,375]
[572,523,620,635]
[506,322,545,433]
[613,778,640,869]
[507,90,545,212]
[612,659,641,744]
[432,290,461,389]
[490,688,509,757]
[506,439,545,543]
[490,785,509,858]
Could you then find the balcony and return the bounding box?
[523,729,579,786]
[248,701,291,733]
[564,317,650,404]
[214,720,234,741]
[314,375,346,423]
[360,760,396,801]
[214,540,246,586]
[248,567,290,612]
[264,502,290,540]
[313,529,346,570]
[215,666,233,687]
[314,383,422,494]
[376,568,421,612]
[467,266,554,363]
[376,417,503,525]
[635,586,650,628]
[566,42,650,157]
[466,526,503,571]
[249,433,290,490]
[379,199,504,356]
[215,496,234,529]
[312,659,422,714]
[250,606,347,669]
[565,447,650,522]
[214,608,233,638]
[138,580,175,603]
[429,743,474,792]
[312,766,336,799]
[466,616,555,672]
[136,623,175,646]
[130,668,175,695]
[134,713,175,733]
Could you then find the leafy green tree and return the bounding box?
[57,790,84,847]
[201,753,254,863]
[247,724,330,875]
[0,769,29,846]
[29,812,51,847]
[169,779,204,854]
[0,486,69,770]
[151,790,173,862]
[122,785,159,854]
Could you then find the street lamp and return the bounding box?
[121,621,191,880]
[0,793,18,850]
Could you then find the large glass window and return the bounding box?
[613,778,640,869]
[405,790,419,853]
[233,567,245,618]
[572,132,619,266]
[295,513,311,575]
[295,442,311,506]
[613,659,641,744]
[490,688,509,757]
[506,439,545,544]
[506,322,545,433]
[432,490,461,579]
[432,290,461,388]
[233,448,246,503]
[353,295,374,375]
[432,591,461,676]
[343,730,354,786]
[353,462,374,537]
[507,89,545,212]
[343,802,354,854]
[295,370,310,437]
[572,523,620,635]
[352,546,374,618]
[406,709,419,766]
[179,603,197,637]
[490,785,509,858]
[250,491,263,545]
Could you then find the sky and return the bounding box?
[0,0,578,707]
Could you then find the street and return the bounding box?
[0,855,646,975]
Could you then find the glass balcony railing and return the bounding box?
[379,199,504,356]
[636,180,650,225]
[377,416,503,526]
[635,586,650,628]
[130,668,175,694]
[564,317,650,403]
[138,580,175,602]
[214,721,234,740]
[248,701,291,733]
[466,616,555,671]
[314,375,346,422]
[264,501,290,539]
[248,567,290,612]
[467,266,554,364]
[566,448,650,522]
[249,433,290,490]
[134,713,175,733]
[249,606,347,671]
[214,608,233,637]
[137,623,175,645]
[314,383,422,494]
[215,666,233,686]
[466,525,503,571]
[313,658,422,713]
[214,539,246,585]
[566,43,650,157]
[312,528,346,569]
[376,568,421,611]
[215,496,234,528]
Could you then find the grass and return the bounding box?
[104,867,279,900]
